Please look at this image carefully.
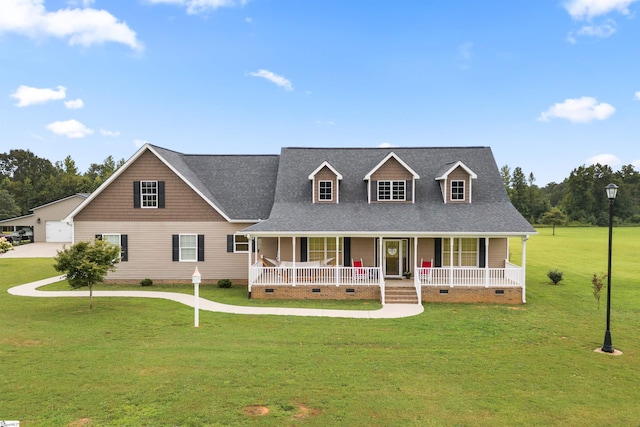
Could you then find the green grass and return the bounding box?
[1,227,639,426]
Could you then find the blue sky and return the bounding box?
[1,0,640,186]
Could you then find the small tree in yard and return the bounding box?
[541,208,567,236]
[54,239,121,309]
[592,273,606,310]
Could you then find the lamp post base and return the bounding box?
[601,330,614,353]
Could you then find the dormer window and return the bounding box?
[378,180,406,201]
[451,180,465,201]
[309,161,342,204]
[319,180,333,201]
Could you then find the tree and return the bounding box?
[0,189,21,220]
[541,207,567,235]
[54,239,121,309]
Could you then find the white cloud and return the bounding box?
[587,153,622,167]
[577,21,617,37]
[538,97,615,123]
[634,91,640,100]
[0,0,142,51]
[100,129,120,137]
[146,0,247,15]
[64,98,84,109]
[564,0,639,20]
[378,142,397,148]
[46,119,93,138]
[134,139,150,147]
[11,85,66,107]
[249,69,293,91]
[632,159,640,169]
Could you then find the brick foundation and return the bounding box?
[421,286,523,304]
[250,285,381,301]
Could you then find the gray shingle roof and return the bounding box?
[152,144,535,235]
[152,145,279,220]
[243,146,536,235]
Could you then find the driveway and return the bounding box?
[1,242,66,258]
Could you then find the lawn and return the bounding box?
[1,227,639,426]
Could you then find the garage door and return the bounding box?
[46,221,73,242]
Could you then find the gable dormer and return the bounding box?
[364,152,419,203]
[435,161,477,204]
[308,161,342,204]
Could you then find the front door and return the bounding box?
[383,239,407,278]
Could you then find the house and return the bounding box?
[65,144,536,305]
[0,194,88,243]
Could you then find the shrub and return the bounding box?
[217,279,232,288]
[547,269,563,285]
[140,278,153,287]
[0,236,14,254]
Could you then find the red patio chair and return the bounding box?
[419,258,432,282]
[352,258,367,281]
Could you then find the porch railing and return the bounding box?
[415,263,523,287]
[249,263,383,290]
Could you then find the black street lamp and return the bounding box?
[601,183,618,353]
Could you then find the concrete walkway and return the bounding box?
[8,276,424,319]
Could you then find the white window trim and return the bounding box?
[318,180,333,202]
[234,234,250,253]
[450,180,465,202]
[141,180,158,209]
[442,237,478,267]
[378,180,406,201]
[308,237,343,265]
[101,233,122,259]
[179,233,198,262]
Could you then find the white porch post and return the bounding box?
[277,237,281,262]
[484,237,490,288]
[292,236,296,286]
[247,236,253,294]
[449,237,454,287]
[335,236,340,286]
[413,237,418,278]
[521,235,528,303]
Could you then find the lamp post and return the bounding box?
[601,183,618,353]
[192,266,201,328]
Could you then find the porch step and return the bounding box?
[384,286,419,304]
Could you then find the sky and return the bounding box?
[1,0,640,186]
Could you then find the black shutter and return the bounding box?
[172,235,179,261]
[374,238,379,267]
[158,181,165,208]
[371,181,377,202]
[227,235,234,253]
[133,181,141,208]
[198,234,205,261]
[95,234,102,240]
[434,238,442,267]
[120,235,128,262]
[344,237,351,266]
[478,238,486,268]
[300,237,307,262]
[252,238,256,253]
[406,180,412,202]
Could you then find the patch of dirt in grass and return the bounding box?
[1,338,42,347]
[68,418,91,426]
[509,306,527,310]
[292,403,321,419]
[243,405,269,416]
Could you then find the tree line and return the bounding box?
[1,148,638,226]
[0,149,124,220]
[502,163,640,227]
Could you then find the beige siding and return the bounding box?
[32,195,85,242]
[370,157,413,180]
[76,150,224,222]
[312,166,338,204]
[446,166,472,203]
[488,238,508,268]
[350,237,376,266]
[74,221,254,283]
[416,238,435,266]
[258,237,278,260]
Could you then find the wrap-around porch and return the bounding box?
[247,235,529,304]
